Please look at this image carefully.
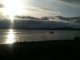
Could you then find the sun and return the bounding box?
[2,0,24,21]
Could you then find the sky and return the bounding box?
[0,0,80,18]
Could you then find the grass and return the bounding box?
[0,40,79,60]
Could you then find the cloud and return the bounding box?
[15,15,80,25]
[0,13,6,19]
[59,0,80,4]
[60,0,80,3]
[0,4,3,8]
[26,7,55,12]
[56,16,80,25]
[59,0,80,8]
[38,7,55,12]
[15,16,41,20]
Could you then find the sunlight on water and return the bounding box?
[0,29,79,44]
[5,29,15,44]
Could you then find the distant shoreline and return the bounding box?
[0,28,80,30]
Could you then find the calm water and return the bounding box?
[0,29,80,44]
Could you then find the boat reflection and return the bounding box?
[5,29,15,44]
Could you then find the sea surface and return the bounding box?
[0,29,80,44]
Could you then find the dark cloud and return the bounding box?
[15,16,40,20]
[0,4,3,8]
[15,15,80,25]
[56,16,80,24]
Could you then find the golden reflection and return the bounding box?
[5,29,15,44]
